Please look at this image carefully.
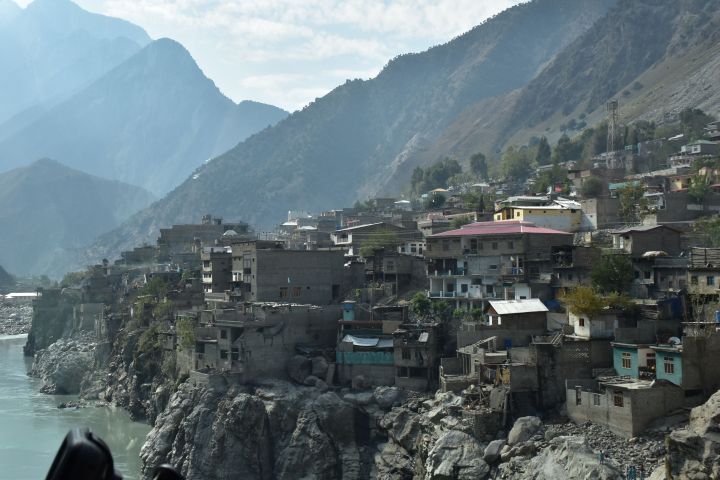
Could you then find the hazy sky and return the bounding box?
[15,0,523,111]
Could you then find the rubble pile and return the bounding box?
[0,302,32,335]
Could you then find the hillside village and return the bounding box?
[19,114,720,477]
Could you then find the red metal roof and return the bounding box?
[430,220,571,237]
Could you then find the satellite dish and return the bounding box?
[668,337,681,345]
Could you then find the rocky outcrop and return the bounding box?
[663,389,720,479]
[29,333,96,394]
[507,416,542,446]
[141,381,377,480]
[424,430,489,479]
[498,435,623,479]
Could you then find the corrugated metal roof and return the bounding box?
[488,299,548,315]
[341,335,393,349]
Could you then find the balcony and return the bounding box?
[428,268,467,277]
[428,290,498,300]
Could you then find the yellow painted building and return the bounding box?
[493,205,582,232]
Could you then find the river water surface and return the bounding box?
[0,334,151,480]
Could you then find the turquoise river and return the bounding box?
[0,334,150,480]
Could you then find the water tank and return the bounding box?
[342,301,356,321]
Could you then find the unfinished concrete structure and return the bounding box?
[201,247,232,294]
[230,240,363,305]
[393,323,440,391]
[187,303,341,382]
[566,377,684,438]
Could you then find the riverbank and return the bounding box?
[0,303,32,336]
[0,334,150,479]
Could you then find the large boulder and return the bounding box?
[374,386,404,409]
[424,430,489,479]
[507,416,542,446]
[501,435,623,479]
[311,356,329,379]
[483,439,506,464]
[286,355,311,384]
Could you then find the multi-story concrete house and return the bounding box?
[201,247,232,293]
[230,240,363,305]
[425,220,573,309]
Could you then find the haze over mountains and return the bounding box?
[0,0,150,124]
[0,37,288,195]
[0,159,155,275]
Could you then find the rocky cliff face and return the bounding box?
[29,332,96,394]
[662,389,720,479]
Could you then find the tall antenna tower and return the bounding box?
[606,100,620,168]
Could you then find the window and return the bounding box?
[231,348,240,361]
[578,317,585,327]
[515,212,521,217]
[664,356,675,375]
[691,275,699,285]
[613,390,624,407]
[402,348,411,360]
[442,240,450,251]
[708,276,715,286]
[461,284,468,293]
[593,393,601,406]
[292,286,301,297]
[489,264,498,270]
[486,285,494,294]
[508,241,514,249]
[220,350,228,359]
[220,330,227,339]
[279,287,288,298]
[621,352,632,370]
[492,242,498,250]
[644,271,652,280]
[470,239,478,253]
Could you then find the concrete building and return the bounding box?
[157,215,250,260]
[651,324,720,395]
[230,240,363,305]
[187,303,340,383]
[330,222,420,256]
[493,198,582,233]
[455,298,549,350]
[687,248,720,299]
[551,245,601,291]
[611,342,656,379]
[611,225,682,258]
[579,197,621,231]
[393,323,440,391]
[566,377,684,438]
[425,220,572,310]
[201,247,232,293]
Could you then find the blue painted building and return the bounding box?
[652,346,682,386]
[611,343,655,378]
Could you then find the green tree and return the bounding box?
[617,183,647,223]
[176,317,197,350]
[450,215,472,229]
[688,172,712,203]
[60,270,86,288]
[581,176,604,198]
[552,134,575,164]
[560,286,604,318]
[410,292,432,320]
[535,136,551,166]
[693,216,720,247]
[469,152,488,180]
[426,193,446,209]
[500,146,533,180]
[679,108,715,141]
[590,255,634,294]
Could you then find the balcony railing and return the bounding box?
[428,268,466,277]
[428,291,500,300]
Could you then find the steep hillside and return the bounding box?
[422,0,720,157]
[0,0,150,124]
[0,159,156,276]
[86,0,613,261]
[0,38,289,195]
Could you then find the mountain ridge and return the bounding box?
[0,37,289,195]
[0,158,156,276]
